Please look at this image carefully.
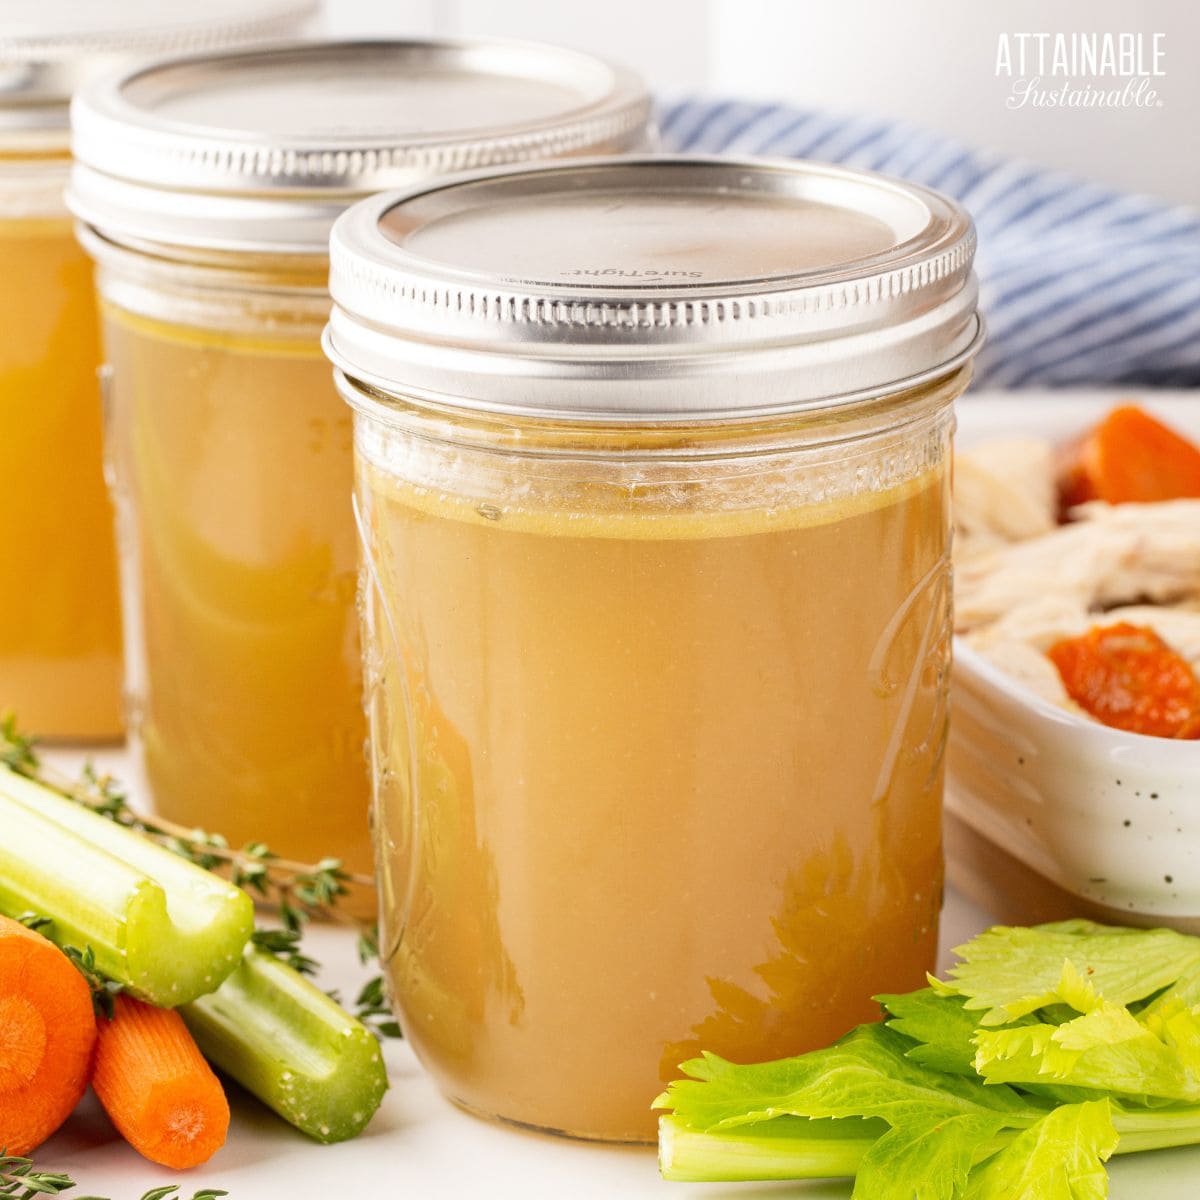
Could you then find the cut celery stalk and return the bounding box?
[657,1109,1200,1183]
[0,765,254,1005]
[182,947,388,1143]
[658,1115,879,1182]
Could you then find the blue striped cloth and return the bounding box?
[661,100,1200,389]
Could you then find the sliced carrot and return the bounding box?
[92,993,229,1169]
[1048,622,1200,739]
[1057,404,1200,512]
[0,914,96,1156]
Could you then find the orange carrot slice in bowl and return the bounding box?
[1057,404,1200,512]
[0,914,97,1156]
[1048,621,1200,739]
[92,994,229,1169]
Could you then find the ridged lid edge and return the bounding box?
[324,155,983,421]
[0,3,318,62]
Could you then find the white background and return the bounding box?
[320,0,1199,205]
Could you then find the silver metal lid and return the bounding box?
[0,0,316,139]
[325,156,982,423]
[67,39,652,255]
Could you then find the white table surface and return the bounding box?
[34,389,1200,1198]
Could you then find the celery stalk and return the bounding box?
[658,1110,1200,1183]
[658,1115,879,1182]
[182,947,388,1143]
[0,765,253,1005]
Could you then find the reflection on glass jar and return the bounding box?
[326,157,982,1140]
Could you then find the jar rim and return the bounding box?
[332,343,981,437]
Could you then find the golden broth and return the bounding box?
[102,306,372,896]
[0,216,122,739]
[359,430,951,1141]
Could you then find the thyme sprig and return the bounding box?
[0,717,371,924]
[0,1150,75,1197]
[15,915,124,1019]
[354,976,403,1041]
[116,1188,228,1200]
[0,1152,228,1200]
[0,716,399,1038]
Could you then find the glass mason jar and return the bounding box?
[0,140,122,739]
[0,2,315,740]
[325,158,983,1141]
[67,41,652,907]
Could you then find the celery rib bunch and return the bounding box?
[0,764,387,1144]
[656,920,1200,1198]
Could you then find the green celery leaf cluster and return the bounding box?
[655,919,1200,1198]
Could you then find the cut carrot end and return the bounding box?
[0,915,97,1157]
[92,994,229,1170]
[138,1075,232,1169]
[0,995,47,1092]
[1048,621,1200,739]
[1057,403,1200,513]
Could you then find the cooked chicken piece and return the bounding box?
[955,499,1200,632]
[964,595,1094,651]
[954,437,1057,556]
[961,635,1080,711]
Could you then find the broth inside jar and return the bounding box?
[102,306,373,900]
[359,426,951,1142]
[0,214,123,739]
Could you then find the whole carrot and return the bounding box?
[92,993,229,1169]
[0,913,97,1155]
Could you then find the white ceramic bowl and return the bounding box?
[947,638,1200,929]
[947,392,1200,930]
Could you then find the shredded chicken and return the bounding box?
[953,430,1200,726]
[956,500,1200,632]
[954,437,1057,556]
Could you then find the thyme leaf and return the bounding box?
[0,1150,76,1197]
[14,916,124,1020]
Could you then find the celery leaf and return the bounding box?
[961,1100,1117,1200]
[941,921,1200,1026]
[976,976,1200,1104]
[880,988,988,1076]
[656,1023,1042,1133]
[851,1112,1006,1200]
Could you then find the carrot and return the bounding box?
[92,993,229,1169]
[0,914,96,1156]
[1048,621,1200,739]
[1057,404,1200,512]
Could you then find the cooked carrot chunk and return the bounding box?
[1048,621,1200,738]
[92,994,229,1169]
[0,914,97,1156]
[1057,404,1200,512]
